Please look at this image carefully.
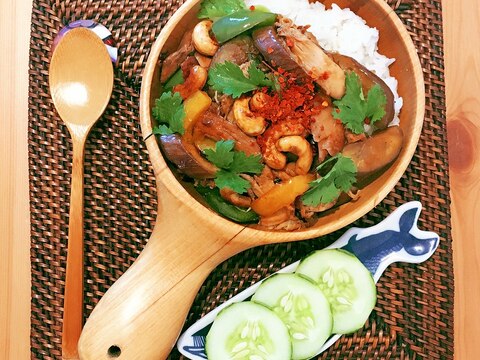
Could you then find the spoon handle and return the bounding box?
[62,135,87,359]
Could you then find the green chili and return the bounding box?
[163,68,184,92]
[212,9,277,43]
[196,186,259,223]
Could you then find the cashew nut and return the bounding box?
[250,92,269,111]
[173,65,207,99]
[220,188,252,208]
[261,122,306,170]
[276,136,313,175]
[233,98,266,136]
[192,20,219,56]
[194,51,212,68]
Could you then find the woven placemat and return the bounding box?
[28,0,453,358]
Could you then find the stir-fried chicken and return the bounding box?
[193,106,261,156]
[311,107,345,163]
[160,29,195,83]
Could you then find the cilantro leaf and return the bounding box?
[208,62,257,98]
[365,84,387,123]
[198,0,246,20]
[152,91,186,135]
[302,154,357,206]
[152,91,182,123]
[203,140,264,193]
[302,178,340,206]
[333,71,387,134]
[230,152,264,174]
[332,72,366,134]
[247,62,274,87]
[214,170,251,194]
[208,61,275,98]
[204,140,235,169]
[152,124,174,136]
[331,156,357,190]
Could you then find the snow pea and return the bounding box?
[212,9,277,44]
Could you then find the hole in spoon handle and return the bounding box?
[107,345,122,358]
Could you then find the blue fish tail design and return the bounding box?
[342,203,438,275]
[399,208,438,257]
[343,229,403,274]
[399,207,418,233]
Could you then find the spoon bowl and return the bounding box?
[50,27,113,127]
[49,27,113,359]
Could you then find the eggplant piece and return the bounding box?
[330,53,395,129]
[252,26,308,80]
[342,125,403,183]
[193,109,261,156]
[159,134,216,178]
[210,35,259,68]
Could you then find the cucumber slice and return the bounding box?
[252,274,332,360]
[205,301,291,360]
[296,249,377,334]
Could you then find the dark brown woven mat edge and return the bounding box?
[28,0,453,359]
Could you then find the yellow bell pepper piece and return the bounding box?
[183,90,212,133]
[251,174,315,216]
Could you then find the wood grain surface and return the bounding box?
[0,0,478,359]
[0,0,33,359]
[444,0,480,359]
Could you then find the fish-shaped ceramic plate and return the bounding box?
[177,201,439,359]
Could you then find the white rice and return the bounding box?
[244,0,403,124]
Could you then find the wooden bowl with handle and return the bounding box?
[78,0,424,359]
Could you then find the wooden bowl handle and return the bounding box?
[77,182,243,359]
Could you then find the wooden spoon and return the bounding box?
[77,0,425,358]
[49,27,114,359]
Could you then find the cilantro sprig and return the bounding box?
[302,154,357,206]
[198,0,246,20]
[204,140,264,193]
[333,71,387,134]
[152,91,186,135]
[208,61,277,98]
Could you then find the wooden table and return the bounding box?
[0,0,477,358]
